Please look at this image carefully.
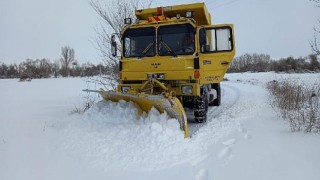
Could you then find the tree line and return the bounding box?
[0,46,110,79]
[0,59,110,79]
[1,53,319,79]
[228,53,320,73]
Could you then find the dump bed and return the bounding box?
[135,3,212,26]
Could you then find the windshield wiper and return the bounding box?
[160,40,177,57]
[138,42,154,58]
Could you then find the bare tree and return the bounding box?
[53,60,60,78]
[310,0,320,55]
[229,53,272,72]
[309,54,320,71]
[89,0,153,88]
[311,25,320,56]
[60,46,75,77]
[311,0,320,6]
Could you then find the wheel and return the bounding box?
[209,83,221,106]
[194,91,208,123]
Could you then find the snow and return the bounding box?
[1,72,320,180]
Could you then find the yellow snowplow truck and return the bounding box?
[97,3,235,138]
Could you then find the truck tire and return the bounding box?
[194,92,208,123]
[209,83,221,106]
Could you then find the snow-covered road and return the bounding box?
[1,73,319,180]
[188,83,241,136]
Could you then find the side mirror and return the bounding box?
[204,45,210,52]
[111,34,117,57]
[201,45,211,52]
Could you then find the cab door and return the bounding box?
[197,24,236,84]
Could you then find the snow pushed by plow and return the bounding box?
[52,82,244,178]
[57,100,197,171]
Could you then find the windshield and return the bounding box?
[158,24,195,56]
[123,27,156,58]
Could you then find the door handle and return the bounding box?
[221,61,229,65]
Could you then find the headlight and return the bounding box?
[121,86,131,93]
[157,74,165,79]
[186,11,194,18]
[147,74,165,79]
[124,18,132,24]
[147,74,153,79]
[182,85,193,94]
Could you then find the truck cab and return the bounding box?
[112,3,235,122]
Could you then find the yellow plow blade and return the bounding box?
[98,90,189,138]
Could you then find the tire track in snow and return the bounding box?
[188,82,241,136]
[207,83,241,120]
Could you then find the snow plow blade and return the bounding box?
[84,89,189,138]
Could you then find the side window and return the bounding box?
[200,27,233,53]
[124,37,131,57]
[216,29,232,51]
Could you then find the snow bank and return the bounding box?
[225,72,320,86]
[55,100,201,171]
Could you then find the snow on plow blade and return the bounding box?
[85,89,189,138]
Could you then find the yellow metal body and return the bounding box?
[119,3,235,96]
[135,3,212,26]
[104,3,235,137]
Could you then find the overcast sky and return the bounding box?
[0,0,319,64]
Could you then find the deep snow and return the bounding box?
[0,72,320,180]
